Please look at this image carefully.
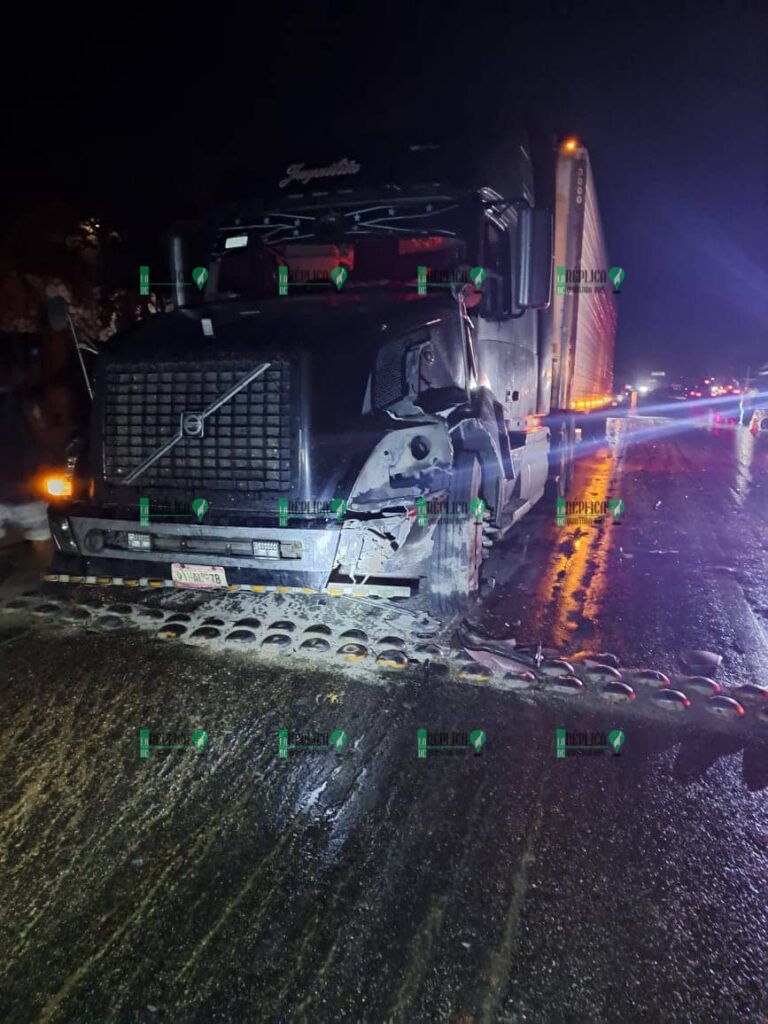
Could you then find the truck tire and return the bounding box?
[424,452,483,617]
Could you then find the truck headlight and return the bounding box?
[84,529,106,553]
[127,532,152,551]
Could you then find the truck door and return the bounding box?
[481,213,512,320]
[476,213,516,414]
[475,212,539,428]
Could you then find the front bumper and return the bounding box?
[47,508,422,597]
[42,570,412,599]
[48,511,341,589]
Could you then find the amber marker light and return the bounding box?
[42,473,73,498]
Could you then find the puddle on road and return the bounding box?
[479,438,620,649]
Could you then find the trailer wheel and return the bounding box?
[424,452,483,617]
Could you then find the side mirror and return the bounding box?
[516,207,553,310]
[47,295,70,332]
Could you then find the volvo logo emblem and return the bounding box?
[181,412,204,437]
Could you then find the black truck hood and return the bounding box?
[105,293,456,360]
[97,294,460,507]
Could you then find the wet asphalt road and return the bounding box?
[2,417,768,1024]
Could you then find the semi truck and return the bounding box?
[46,135,616,613]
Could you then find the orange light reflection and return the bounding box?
[530,452,617,648]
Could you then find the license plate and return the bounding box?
[171,563,228,589]
[253,540,280,558]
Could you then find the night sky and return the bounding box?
[2,1,766,381]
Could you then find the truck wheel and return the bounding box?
[424,452,483,617]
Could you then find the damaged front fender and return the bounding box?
[347,424,453,510]
[334,514,433,578]
[334,424,453,579]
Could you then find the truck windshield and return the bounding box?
[212,199,470,299]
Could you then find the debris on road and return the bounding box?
[681,649,724,674]
[4,583,765,745]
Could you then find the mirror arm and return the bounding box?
[481,196,532,214]
[66,312,94,401]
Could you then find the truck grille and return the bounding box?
[103,360,294,491]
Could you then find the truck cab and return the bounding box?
[47,142,554,612]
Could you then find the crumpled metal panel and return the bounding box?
[347,424,453,509]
